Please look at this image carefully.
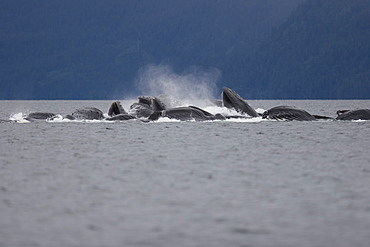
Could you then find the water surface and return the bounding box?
[1,100,370,247]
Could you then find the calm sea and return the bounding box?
[1,100,370,247]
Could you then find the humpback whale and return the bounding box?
[108,101,127,116]
[51,88,258,122]
[65,107,104,120]
[262,106,317,121]
[129,102,153,118]
[151,97,167,111]
[336,109,370,120]
[222,87,259,117]
[106,114,136,121]
[133,95,227,121]
[106,101,136,120]
[148,106,226,121]
[106,97,167,121]
[127,96,166,118]
[25,112,56,121]
[8,86,369,123]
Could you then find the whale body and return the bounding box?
[25,112,56,121]
[148,106,226,121]
[65,107,104,120]
[336,109,370,120]
[8,86,369,123]
[262,106,317,121]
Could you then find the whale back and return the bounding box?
[71,107,104,120]
[262,106,317,121]
[26,112,56,120]
[336,109,370,120]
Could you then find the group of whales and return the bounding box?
[16,87,370,122]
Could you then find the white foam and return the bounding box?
[256,108,266,114]
[46,115,69,122]
[153,117,181,123]
[223,117,266,123]
[8,107,266,124]
[9,112,25,121]
[17,119,31,123]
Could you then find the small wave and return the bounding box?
[48,118,113,123]
[46,114,64,122]
[256,108,266,114]
[153,117,181,123]
[223,117,266,123]
[203,106,245,117]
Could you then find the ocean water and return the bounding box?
[1,100,370,247]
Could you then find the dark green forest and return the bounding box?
[233,0,370,99]
[1,0,369,99]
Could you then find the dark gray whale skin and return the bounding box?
[222,87,259,117]
[25,112,56,121]
[336,109,370,120]
[108,101,127,116]
[106,99,156,120]
[122,96,166,119]
[106,114,136,121]
[65,107,104,120]
[148,107,226,121]
[262,106,317,121]
[129,103,153,118]
[133,95,227,121]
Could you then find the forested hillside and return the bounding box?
[1,0,369,99]
[0,0,301,99]
[234,0,370,99]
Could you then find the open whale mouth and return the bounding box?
[222,87,236,109]
[336,110,350,116]
[221,87,259,117]
[222,90,232,108]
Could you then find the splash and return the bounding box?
[135,64,221,100]
[9,112,25,121]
